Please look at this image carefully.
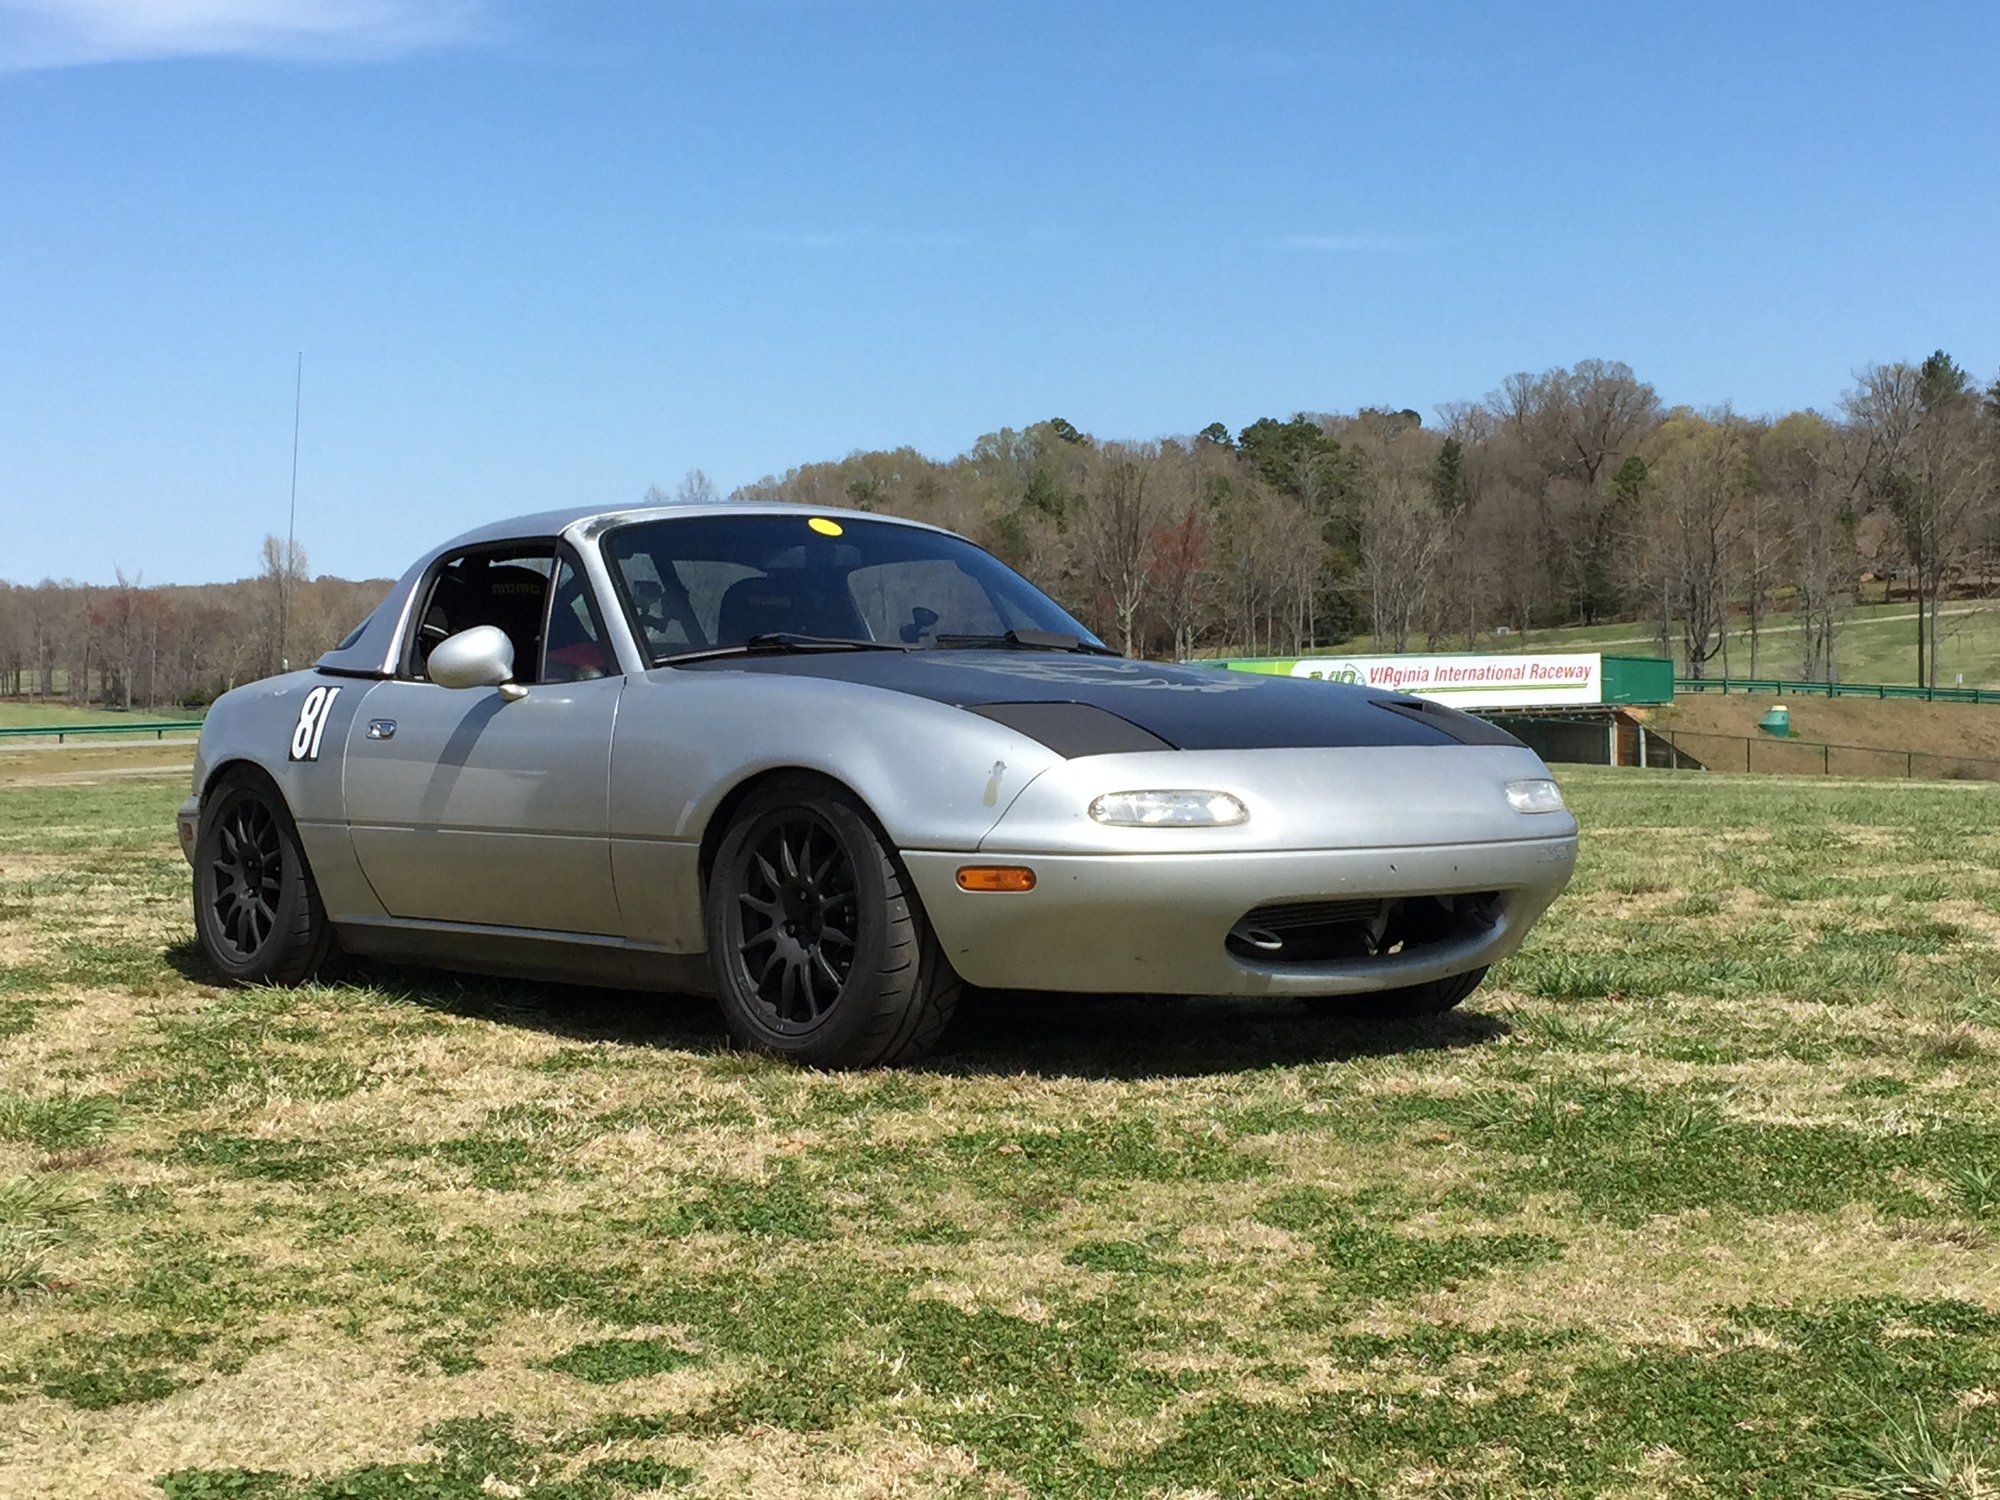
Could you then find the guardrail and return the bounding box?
[1674,676,2000,705]
[0,720,204,744]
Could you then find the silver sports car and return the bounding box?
[180,503,1578,1066]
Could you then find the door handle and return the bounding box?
[367,719,397,741]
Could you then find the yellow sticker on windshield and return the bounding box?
[808,517,844,537]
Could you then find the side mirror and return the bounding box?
[427,625,528,701]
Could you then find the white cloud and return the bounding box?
[0,0,483,69]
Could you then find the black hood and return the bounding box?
[678,652,1522,755]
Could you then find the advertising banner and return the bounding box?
[1256,652,1605,710]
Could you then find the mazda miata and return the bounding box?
[181,504,1577,1065]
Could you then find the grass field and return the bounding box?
[2,767,1999,1497]
[0,703,196,729]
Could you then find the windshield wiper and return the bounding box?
[659,632,910,666]
[932,629,1122,656]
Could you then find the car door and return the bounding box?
[342,543,625,935]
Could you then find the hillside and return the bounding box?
[1651,693,2000,776]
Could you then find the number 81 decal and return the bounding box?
[289,685,342,762]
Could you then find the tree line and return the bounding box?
[738,352,2000,684]
[5,351,1997,708]
[0,540,389,709]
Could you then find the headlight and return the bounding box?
[1088,790,1248,827]
[1505,778,1565,814]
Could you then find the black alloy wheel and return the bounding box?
[732,810,860,1030]
[706,775,961,1068]
[209,796,283,961]
[192,772,337,986]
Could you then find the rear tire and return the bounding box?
[705,776,960,1068]
[1311,966,1488,1021]
[192,770,338,986]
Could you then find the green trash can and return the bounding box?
[1757,703,1791,738]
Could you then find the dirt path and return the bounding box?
[0,744,195,789]
[1,764,193,789]
[0,734,198,752]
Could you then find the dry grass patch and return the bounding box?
[1414,1205,2000,1342]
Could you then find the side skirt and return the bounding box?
[334,917,714,995]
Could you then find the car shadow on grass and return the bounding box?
[162,942,1508,1080]
[934,987,1509,1079]
[161,940,729,1050]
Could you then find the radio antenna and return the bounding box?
[281,351,302,671]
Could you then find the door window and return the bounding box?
[409,546,556,681]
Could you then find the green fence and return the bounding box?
[0,721,204,744]
[1674,677,2000,705]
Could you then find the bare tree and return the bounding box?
[1073,448,1160,654]
[674,469,720,505]
[1488,360,1661,624]
[259,534,310,676]
[1760,411,1861,680]
[1355,458,1445,651]
[1641,412,1750,678]
[1146,442,1214,659]
[1847,354,1993,686]
[102,568,143,710]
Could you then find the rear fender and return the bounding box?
[193,673,385,921]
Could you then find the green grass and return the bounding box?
[2,771,1999,1496]
[0,701,197,729]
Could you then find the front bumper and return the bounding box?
[176,795,199,866]
[903,835,1577,996]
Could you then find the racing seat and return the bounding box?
[716,573,867,645]
[419,561,551,681]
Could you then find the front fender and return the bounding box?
[607,668,1064,950]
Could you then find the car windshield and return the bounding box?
[602,513,1107,664]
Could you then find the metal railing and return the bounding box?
[1674,676,2000,705]
[1646,727,2000,781]
[0,720,204,744]
[1485,710,2000,781]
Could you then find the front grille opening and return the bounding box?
[1226,892,1500,965]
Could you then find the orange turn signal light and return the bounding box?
[956,865,1036,893]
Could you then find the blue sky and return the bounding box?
[2,0,1996,586]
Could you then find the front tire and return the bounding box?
[705,776,960,1068]
[192,771,338,986]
